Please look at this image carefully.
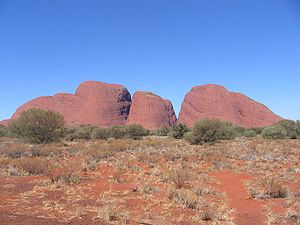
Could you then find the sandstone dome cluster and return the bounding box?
[0,81,281,129]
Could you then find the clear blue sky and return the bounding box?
[1,0,300,120]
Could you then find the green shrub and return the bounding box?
[243,129,257,138]
[10,109,66,144]
[91,127,110,140]
[168,124,189,139]
[124,124,148,140]
[220,122,238,140]
[251,127,264,135]
[185,119,224,144]
[151,127,171,136]
[109,126,126,139]
[276,120,299,139]
[66,125,102,140]
[262,126,287,140]
[0,126,10,137]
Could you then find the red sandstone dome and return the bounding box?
[12,81,132,127]
[178,84,282,128]
[127,91,177,129]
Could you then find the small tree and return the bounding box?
[10,109,66,144]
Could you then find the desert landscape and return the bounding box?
[1,1,299,224]
[0,81,299,225]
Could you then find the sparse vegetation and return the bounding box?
[185,119,238,144]
[124,124,148,140]
[9,109,66,144]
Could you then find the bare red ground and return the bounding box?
[212,171,265,225]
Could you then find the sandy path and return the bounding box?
[212,171,265,225]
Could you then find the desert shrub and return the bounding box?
[220,122,238,140]
[14,158,55,176]
[243,129,257,138]
[168,166,192,189]
[251,127,264,135]
[168,124,189,139]
[168,188,199,209]
[124,124,148,140]
[250,177,288,199]
[0,126,10,137]
[276,120,300,139]
[185,119,224,144]
[9,109,66,144]
[108,126,126,139]
[151,127,171,136]
[91,127,110,140]
[262,126,287,139]
[67,125,97,140]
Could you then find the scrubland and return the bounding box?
[0,135,299,225]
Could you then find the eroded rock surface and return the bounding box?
[178,84,281,127]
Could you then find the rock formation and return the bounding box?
[178,84,281,127]
[12,81,132,127]
[127,91,177,129]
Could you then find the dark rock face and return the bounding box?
[178,84,281,128]
[127,91,177,129]
[12,81,132,127]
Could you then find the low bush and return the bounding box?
[262,126,287,140]
[168,188,199,209]
[91,127,111,140]
[14,158,55,176]
[108,126,126,139]
[250,177,288,199]
[9,109,66,144]
[151,127,171,136]
[67,125,97,140]
[276,120,300,139]
[243,129,257,138]
[168,124,189,139]
[186,119,235,144]
[220,122,238,140]
[0,126,10,137]
[124,124,148,140]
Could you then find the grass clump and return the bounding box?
[249,177,288,199]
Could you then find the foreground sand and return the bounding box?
[0,137,299,225]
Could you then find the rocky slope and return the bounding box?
[12,81,132,127]
[9,81,177,129]
[178,84,281,127]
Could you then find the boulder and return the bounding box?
[178,84,281,127]
[12,81,132,127]
[127,91,177,129]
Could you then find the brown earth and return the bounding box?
[0,137,299,224]
[178,84,282,127]
[127,91,177,129]
[213,171,265,225]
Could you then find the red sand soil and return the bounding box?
[212,170,265,225]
